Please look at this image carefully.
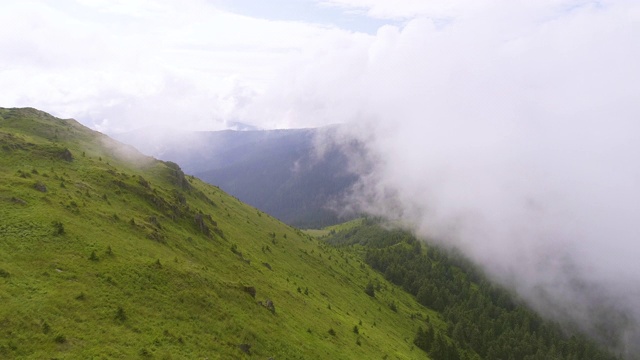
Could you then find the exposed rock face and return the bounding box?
[194,213,210,236]
[238,343,251,355]
[34,181,47,192]
[243,286,256,298]
[263,299,276,314]
[60,148,73,162]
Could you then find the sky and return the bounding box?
[3,0,640,355]
[0,0,397,132]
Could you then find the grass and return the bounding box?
[0,108,439,359]
[303,218,364,237]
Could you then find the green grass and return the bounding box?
[0,108,439,359]
[303,218,364,237]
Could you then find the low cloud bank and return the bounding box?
[295,1,640,355]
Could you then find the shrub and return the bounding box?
[328,328,336,336]
[365,282,375,297]
[139,348,152,358]
[230,244,241,256]
[388,301,398,312]
[138,176,150,189]
[238,343,251,355]
[52,221,65,235]
[242,286,256,298]
[353,325,359,334]
[54,334,66,344]
[115,306,127,322]
[89,250,99,262]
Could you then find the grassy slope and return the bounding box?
[0,108,440,359]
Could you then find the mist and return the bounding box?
[3,0,640,355]
[262,1,640,355]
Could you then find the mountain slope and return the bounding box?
[114,127,359,228]
[0,108,435,359]
[322,218,623,360]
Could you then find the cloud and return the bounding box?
[3,0,640,353]
[0,0,360,132]
[319,0,495,19]
[255,0,640,354]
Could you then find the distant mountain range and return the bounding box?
[114,126,360,228]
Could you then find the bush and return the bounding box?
[115,306,127,322]
[52,221,65,235]
[388,301,398,312]
[243,286,256,298]
[88,250,99,262]
[139,348,152,358]
[230,244,241,256]
[365,282,375,297]
[138,176,150,189]
[328,328,336,336]
[54,334,66,344]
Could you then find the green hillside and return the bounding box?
[323,218,621,360]
[0,108,443,359]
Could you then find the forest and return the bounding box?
[325,218,620,360]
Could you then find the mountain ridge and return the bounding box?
[113,125,360,228]
[0,107,624,359]
[0,107,435,358]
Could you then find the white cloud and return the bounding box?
[0,0,359,132]
[254,0,640,353]
[3,0,640,353]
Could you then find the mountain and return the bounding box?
[113,126,359,229]
[0,107,622,359]
[322,218,624,360]
[0,107,436,358]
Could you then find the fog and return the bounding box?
[3,0,640,355]
[270,1,640,355]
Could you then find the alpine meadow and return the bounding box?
[0,107,625,359]
[0,107,438,358]
[2,1,640,359]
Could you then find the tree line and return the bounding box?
[326,219,619,360]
